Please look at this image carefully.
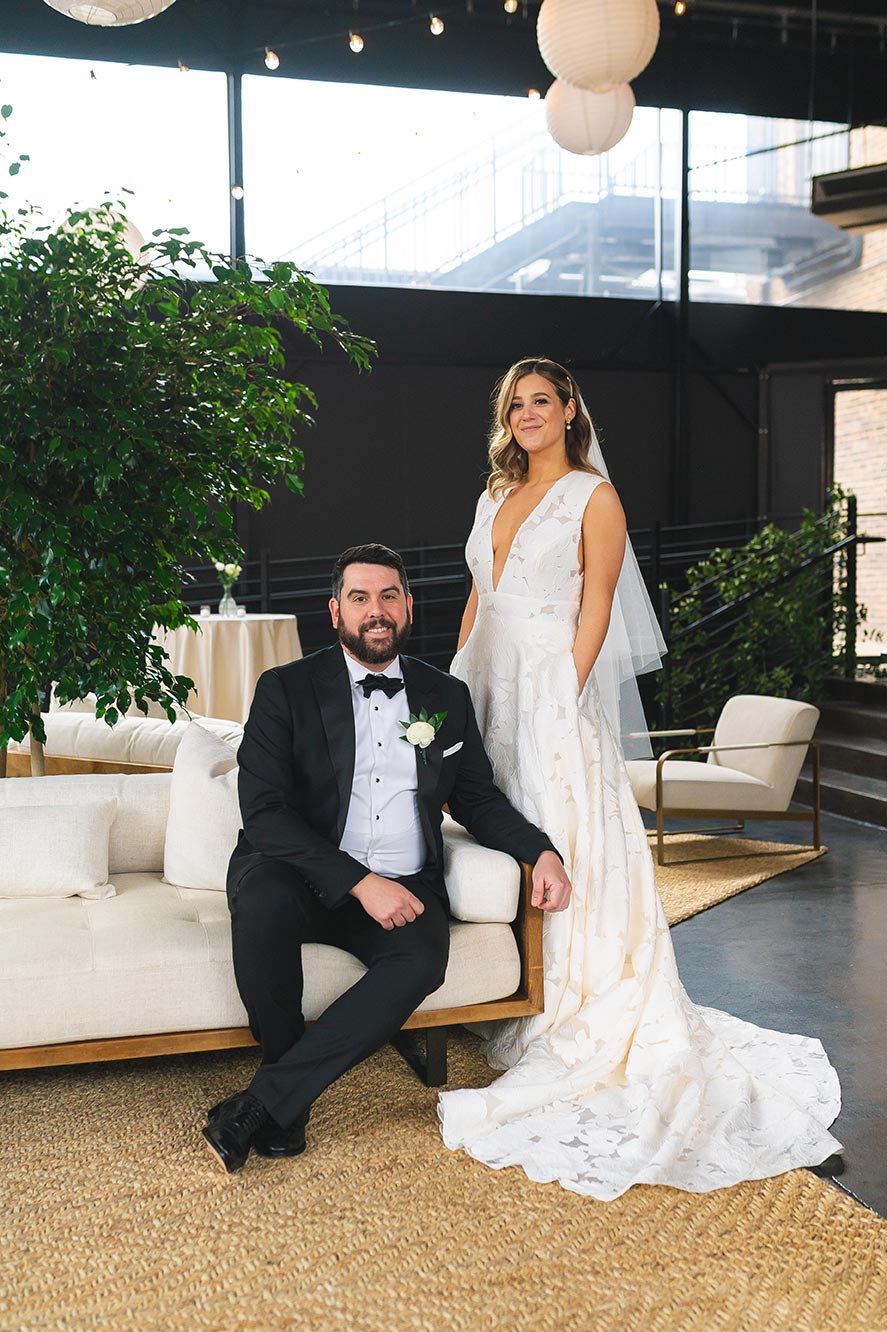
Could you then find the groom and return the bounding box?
[203,542,571,1173]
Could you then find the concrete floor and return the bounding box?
[659,808,887,1216]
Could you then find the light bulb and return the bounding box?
[177,58,189,73]
[264,48,280,70]
[527,87,541,99]
[349,31,364,52]
[430,14,444,34]
[231,185,244,201]
[674,1,686,13]
[503,0,518,12]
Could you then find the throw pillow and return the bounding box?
[163,722,241,892]
[0,800,117,899]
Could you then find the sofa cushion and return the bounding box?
[0,773,171,874]
[0,800,117,900]
[163,723,241,892]
[0,872,522,1048]
[8,708,243,770]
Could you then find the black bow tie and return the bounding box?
[358,674,405,700]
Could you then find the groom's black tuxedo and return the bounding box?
[229,644,556,904]
[227,643,557,1132]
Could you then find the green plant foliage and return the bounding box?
[0,200,375,747]
[0,95,29,199]
[658,486,865,730]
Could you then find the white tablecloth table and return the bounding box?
[154,614,302,724]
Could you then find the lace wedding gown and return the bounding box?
[438,470,841,1199]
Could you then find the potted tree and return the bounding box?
[0,197,374,774]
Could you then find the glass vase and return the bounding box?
[218,588,238,618]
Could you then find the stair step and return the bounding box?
[817,701,887,743]
[826,676,887,707]
[796,766,887,828]
[814,730,887,781]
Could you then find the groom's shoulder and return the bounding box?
[262,644,342,689]
[402,653,469,696]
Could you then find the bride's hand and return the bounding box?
[531,851,572,912]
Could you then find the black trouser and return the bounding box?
[227,858,450,1130]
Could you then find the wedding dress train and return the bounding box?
[438,470,841,1199]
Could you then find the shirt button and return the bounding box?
[377,742,382,747]
[374,706,379,711]
[375,777,380,783]
[375,815,380,821]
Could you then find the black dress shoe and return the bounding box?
[207,1098,310,1160]
[201,1091,271,1174]
[254,1108,309,1159]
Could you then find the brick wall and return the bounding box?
[834,390,887,656]
[798,127,887,658]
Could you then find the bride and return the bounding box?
[437,357,842,1199]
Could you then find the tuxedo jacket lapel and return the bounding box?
[312,646,355,842]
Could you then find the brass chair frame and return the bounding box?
[652,733,821,867]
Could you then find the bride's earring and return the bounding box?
[566,419,572,431]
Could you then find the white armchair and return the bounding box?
[626,695,821,865]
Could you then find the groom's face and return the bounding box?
[330,562,413,668]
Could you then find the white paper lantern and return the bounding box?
[545,79,635,156]
[42,0,176,26]
[537,0,660,93]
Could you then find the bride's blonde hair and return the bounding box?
[487,357,602,499]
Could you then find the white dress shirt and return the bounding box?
[338,648,426,878]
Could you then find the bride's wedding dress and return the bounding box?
[438,470,841,1199]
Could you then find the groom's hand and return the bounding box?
[350,873,426,930]
[531,851,572,913]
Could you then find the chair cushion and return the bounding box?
[0,773,171,874]
[627,759,780,813]
[0,872,521,1048]
[709,695,818,805]
[0,800,117,900]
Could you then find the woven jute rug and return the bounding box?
[652,832,826,925]
[1,1034,884,1332]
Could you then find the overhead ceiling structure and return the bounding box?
[1,0,885,125]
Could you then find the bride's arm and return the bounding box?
[573,483,627,692]
[457,580,479,650]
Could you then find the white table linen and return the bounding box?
[154,614,302,723]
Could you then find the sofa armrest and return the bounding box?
[441,815,521,922]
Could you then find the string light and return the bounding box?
[674,1,686,13]
[527,87,541,99]
[430,14,444,35]
[177,57,189,72]
[231,185,244,200]
[349,30,364,52]
[264,48,280,70]
[504,0,518,12]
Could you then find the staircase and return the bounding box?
[796,678,887,827]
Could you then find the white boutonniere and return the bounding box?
[400,707,448,763]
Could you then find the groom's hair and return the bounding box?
[331,544,411,602]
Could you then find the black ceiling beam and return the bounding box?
[1,0,885,124]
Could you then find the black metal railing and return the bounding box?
[657,495,885,731]
[182,510,859,684]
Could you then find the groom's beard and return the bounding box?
[338,616,412,666]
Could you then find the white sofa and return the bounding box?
[7,705,243,773]
[0,728,542,1084]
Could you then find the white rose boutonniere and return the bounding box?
[400,707,448,763]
